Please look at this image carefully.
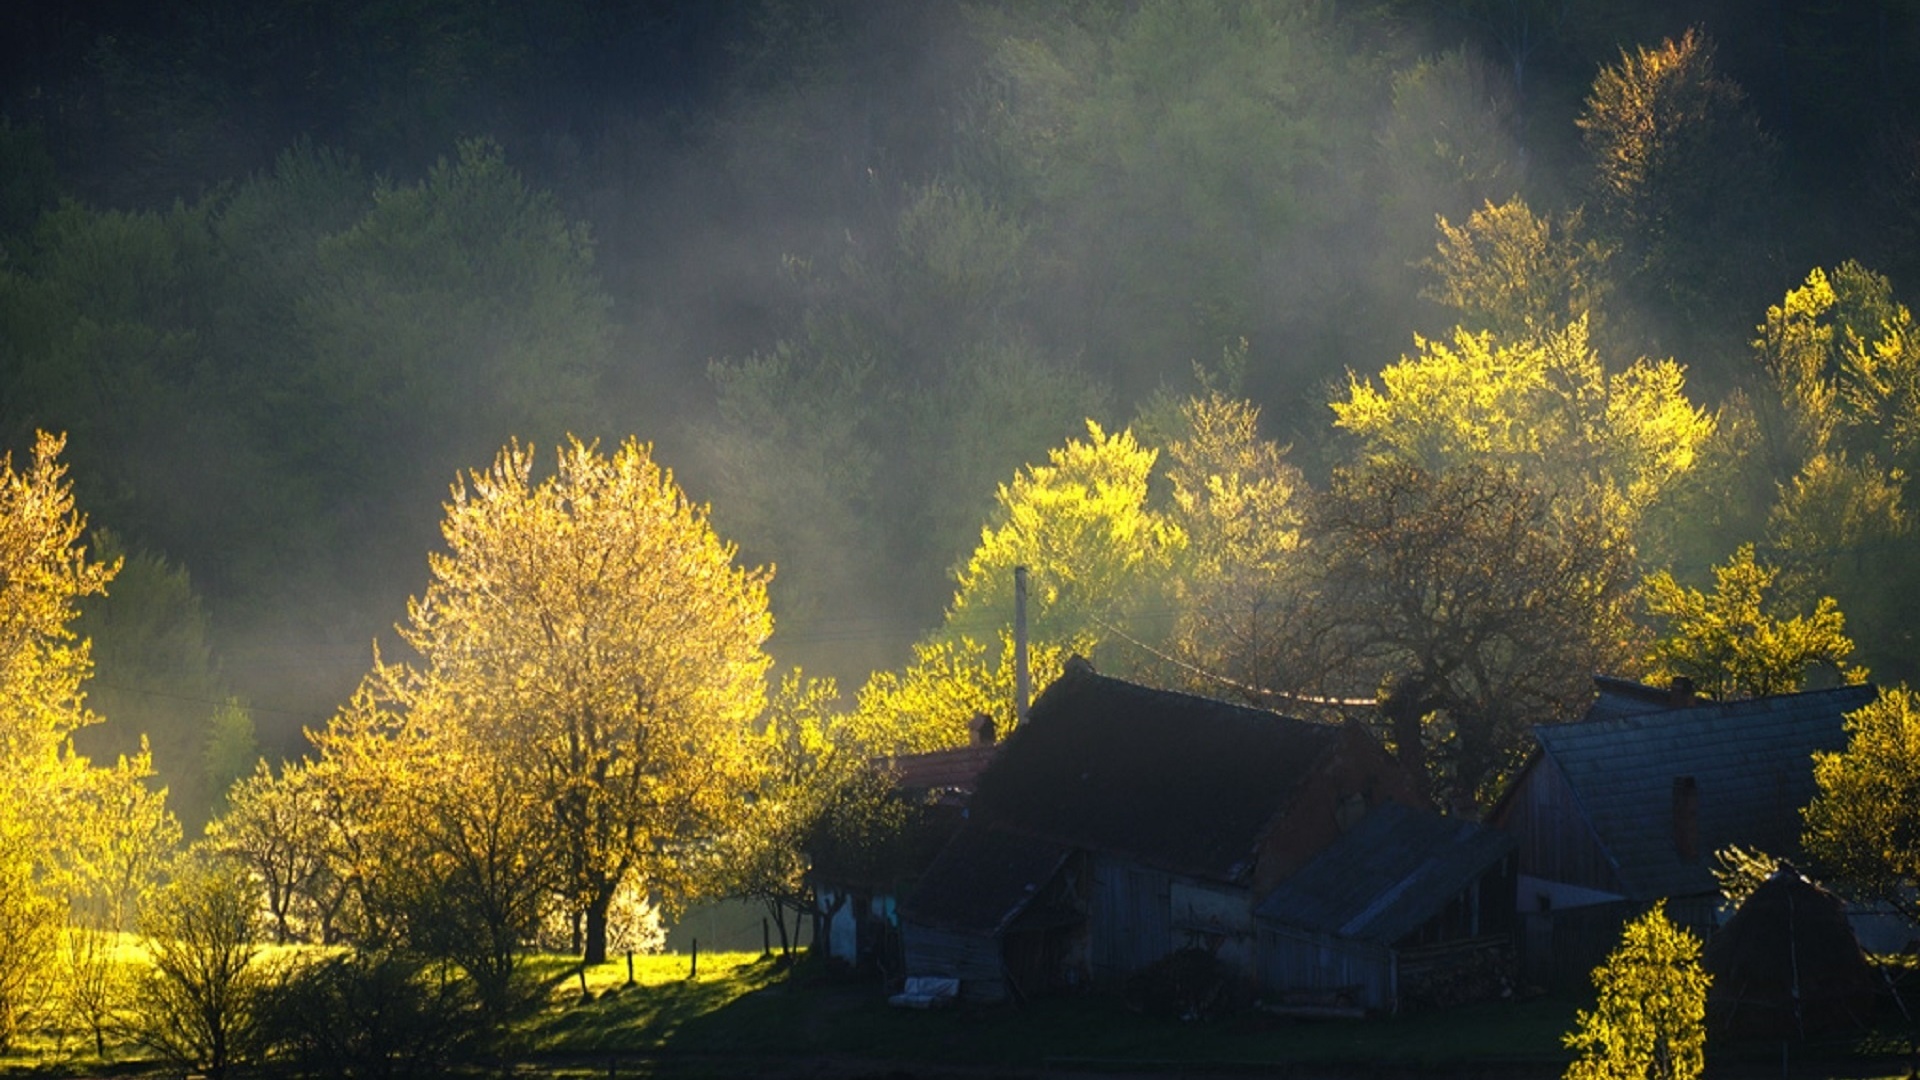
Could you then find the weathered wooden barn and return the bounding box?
[1488,679,1876,989]
[897,660,1432,1004]
[1254,801,1516,1013]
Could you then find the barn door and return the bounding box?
[1125,867,1172,970]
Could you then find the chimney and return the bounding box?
[1669,675,1696,707]
[1671,776,1699,861]
[969,712,998,747]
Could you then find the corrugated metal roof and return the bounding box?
[1534,683,1875,900]
[1254,802,1514,944]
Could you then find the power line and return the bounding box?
[87,680,328,720]
[1090,617,1376,709]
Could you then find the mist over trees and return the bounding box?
[3,0,1920,837]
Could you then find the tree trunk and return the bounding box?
[813,890,846,962]
[583,889,612,965]
[1383,675,1433,797]
[766,898,792,957]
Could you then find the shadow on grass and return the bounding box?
[515,953,1587,1074]
[506,952,1920,1078]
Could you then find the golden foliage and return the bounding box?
[1563,903,1709,1080]
[0,432,117,762]
[1641,544,1862,700]
[950,420,1184,652]
[0,432,181,1048]
[851,632,1083,755]
[1334,318,1712,513]
[307,437,773,964]
[1426,197,1611,340]
[1804,688,1920,922]
[411,437,771,912]
[1161,390,1307,691]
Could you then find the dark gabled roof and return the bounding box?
[897,824,1070,934]
[1254,802,1514,945]
[965,664,1347,884]
[1532,683,1876,900]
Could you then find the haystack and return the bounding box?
[1704,868,1881,1040]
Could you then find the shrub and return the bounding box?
[128,853,266,1079]
[257,949,476,1078]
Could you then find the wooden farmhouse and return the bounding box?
[895,660,1512,1010]
[1487,677,1876,989]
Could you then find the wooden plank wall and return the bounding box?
[1256,925,1395,1011]
[1090,854,1172,984]
[901,925,1008,1004]
[1500,758,1624,895]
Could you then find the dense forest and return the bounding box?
[6,0,1920,830]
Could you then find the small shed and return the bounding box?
[1705,869,1882,1040]
[1255,802,1517,1013]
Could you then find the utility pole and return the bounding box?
[1014,565,1030,723]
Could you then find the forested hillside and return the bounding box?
[5,0,1920,826]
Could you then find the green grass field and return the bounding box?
[512,951,1918,1078]
[7,946,1918,1078]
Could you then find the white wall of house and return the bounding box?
[1171,879,1256,980]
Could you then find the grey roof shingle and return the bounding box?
[1254,802,1514,944]
[1535,683,1875,900]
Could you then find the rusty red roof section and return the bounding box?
[883,743,999,797]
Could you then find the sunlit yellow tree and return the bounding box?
[1753,262,1920,682]
[861,420,1175,750]
[396,437,771,964]
[1804,688,1920,923]
[849,632,1082,754]
[1642,544,1862,700]
[0,431,117,769]
[1161,390,1307,695]
[1334,317,1712,514]
[948,420,1185,655]
[1563,903,1709,1080]
[1426,197,1612,343]
[0,432,124,1048]
[379,690,557,1015]
[206,759,336,945]
[718,672,913,958]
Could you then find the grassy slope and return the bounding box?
[511,952,1902,1078]
[7,948,1915,1078]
